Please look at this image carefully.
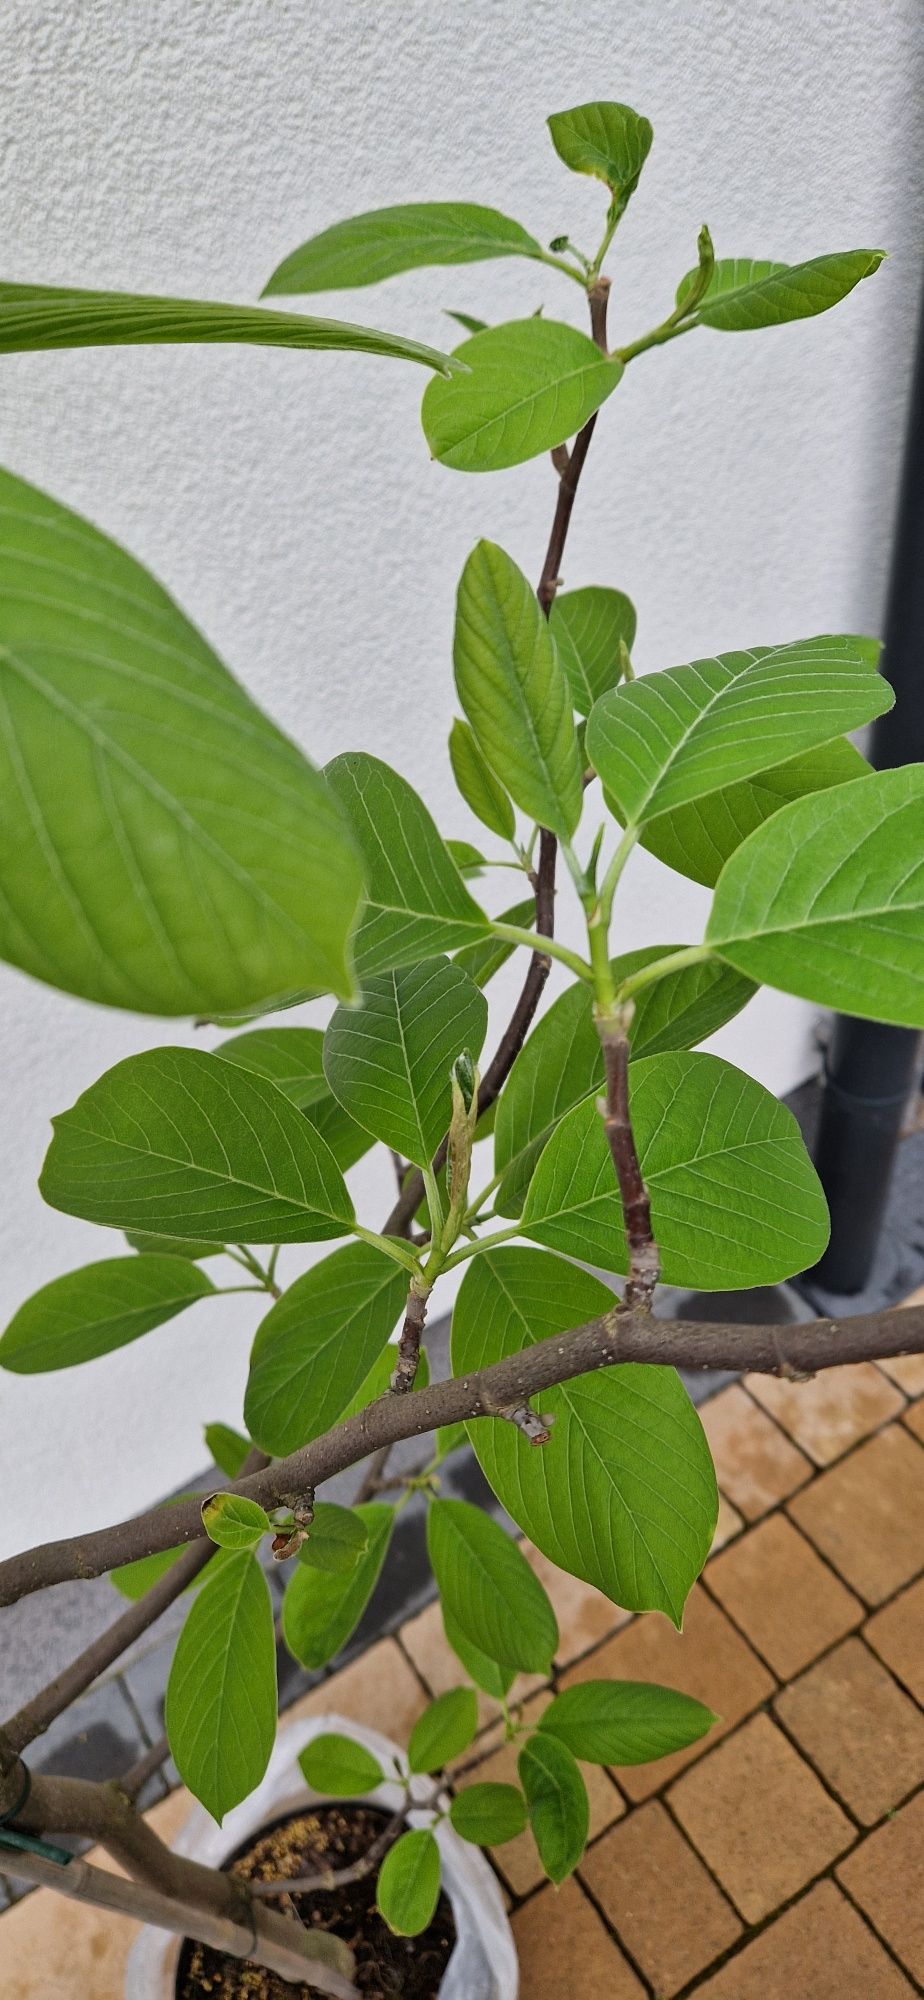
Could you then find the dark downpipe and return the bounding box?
[810,284,924,1292]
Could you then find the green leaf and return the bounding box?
[443,1610,515,1700]
[450,1784,528,1846]
[40,1047,354,1244]
[323,956,487,1168]
[262,203,546,294]
[299,1503,369,1575]
[494,950,755,1216]
[446,838,487,875]
[522,1050,829,1287]
[0,1255,214,1373]
[422,319,623,473]
[0,280,457,373]
[298,1734,384,1796]
[453,897,536,988]
[517,1734,588,1884]
[446,310,489,335]
[339,1340,430,1420]
[408,1688,479,1774]
[111,1543,188,1600]
[547,101,653,213]
[377,1828,441,1938]
[707,764,924,1027]
[126,1231,222,1261]
[638,737,870,888]
[244,1244,406,1456]
[452,1249,717,1625]
[0,466,365,1015]
[586,636,889,828]
[204,1422,252,1479]
[434,1422,469,1463]
[549,586,636,716]
[454,542,583,838]
[539,1680,717,1765]
[165,1549,276,1824]
[683,250,884,331]
[449,718,517,840]
[282,1504,395,1669]
[201,1492,271,1550]
[325,753,489,977]
[214,1028,331,1107]
[426,1498,558,1674]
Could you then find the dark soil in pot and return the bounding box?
[174,1802,457,2000]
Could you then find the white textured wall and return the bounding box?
[0,0,921,1557]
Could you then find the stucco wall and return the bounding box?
[0,0,921,1556]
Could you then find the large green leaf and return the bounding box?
[0,466,364,1015]
[422,319,623,473]
[454,542,583,838]
[549,586,636,716]
[453,1250,717,1624]
[448,718,517,840]
[586,636,888,828]
[639,737,870,888]
[0,280,456,373]
[323,956,487,1167]
[707,764,924,1027]
[426,1497,558,1674]
[40,1047,354,1244]
[681,250,884,331]
[450,1784,528,1846]
[442,1609,516,1701]
[215,1025,372,1170]
[282,1503,395,1669]
[408,1689,479,1774]
[0,1255,214,1373]
[538,1680,716,1764]
[164,1549,276,1823]
[377,1828,441,1938]
[262,203,545,294]
[453,897,536,989]
[244,1244,407,1456]
[299,1734,383,1797]
[517,1734,588,1884]
[522,1050,829,1287]
[494,949,755,1215]
[547,101,653,212]
[325,753,489,976]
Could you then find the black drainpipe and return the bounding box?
[809,281,924,1293]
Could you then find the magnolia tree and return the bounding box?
[0,99,922,1993]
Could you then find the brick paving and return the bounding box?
[3,1363,924,1995]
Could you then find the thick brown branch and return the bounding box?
[598,1021,660,1310]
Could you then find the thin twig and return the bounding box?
[390,1287,429,1394]
[597,1019,660,1311]
[251,1805,410,1900]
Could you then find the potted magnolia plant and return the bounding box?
[0,96,921,1999]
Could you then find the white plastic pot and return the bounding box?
[125,1710,518,1999]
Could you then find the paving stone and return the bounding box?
[398,1596,546,1730]
[903,1398,924,1443]
[453,1689,623,1896]
[745,1362,904,1465]
[699,1384,812,1518]
[878,1352,924,1396]
[693,1879,916,1999]
[578,1799,741,1995]
[788,1424,924,1604]
[865,1574,924,1705]
[775,1637,924,1824]
[286,1636,428,1744]
[838,1788,924,1985]
[710,1492,744,1552]
[706,1513,862,1678]
[519,1539,632,1663]
[559,1584,775,1800]
[668,1711,854,1922]
[511,1878,645,1998]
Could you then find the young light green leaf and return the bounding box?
[442,1610,516,1700]
[422,319,623,473]
[377,1828,441,1938]
[323,956,488,1168]
[522,1051,829,1287]
[450,1784,528,1846]
[453,898,536,988]
[244,1243,407,1457]
[262,203,546,295]
[408,1688,479,1774]
[298,1734,384,1796]
[454,542,583,838]
[0,466,365,1016]
[0,1256,214,1374]
[165,1549,276,1824]
[518,1734,588,1884]
[638,737,870,888]
[707,764,924,1027]
[547,101,653,212]
[204,1422,252,1480]
[445,310,489,335]
[426,1498,558,1674]
[586,636,889,828]
[282,1504,395,1670]
[446,838,487,875]
[449,718,517,840]
[201,1492,271,1551]
[539,1680,717,1765]
[299,1503,369,1575]
[494,950,755,1216]
[40,1048,354,1245]
[325,753,489,976]
[682,250,884,331]
[550,586,636,716]
[453,1250,717,1625]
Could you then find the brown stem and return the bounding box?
[597,1020,660,1311]
[118,1731,171,1805]
[390,1287,429,1394]
[252,1804,411,1899]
